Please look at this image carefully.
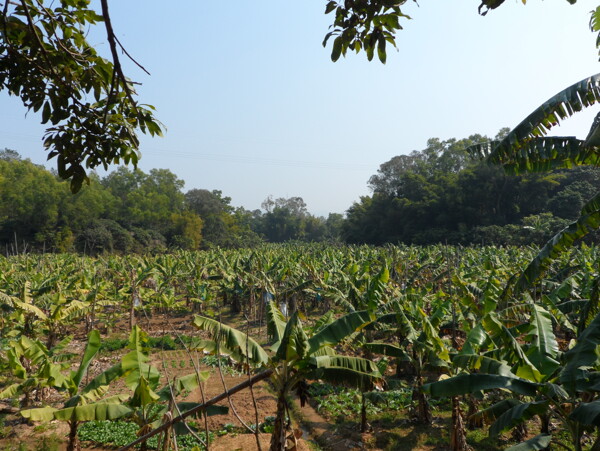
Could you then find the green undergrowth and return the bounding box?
[100,335,197,353]
[78,420,213,450]
[308,382,433,420]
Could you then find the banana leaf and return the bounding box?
[129,375,160,408]
[569,400,600,425]
[423,373,538,398]
[469,399,520,424]
[560,310,600,392]
[459,324,490,355]
[525,305,560,377]
[275,312,309,362]
[308,355,382,390]
[364,342,410,361]
[81,363,123,396]
[71,330,101,389]
[22,397,131,422]
[266,300,286,343]
[174,402,228,417]
[482,314,542,382]
[308,310,374,354]
[471,73,600,168]
[505,434,552,451]
[489,400,549,437]
[193,315,269,365]
[452,354,515,377]
[0,383,20,400]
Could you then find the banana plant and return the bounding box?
[114,325,227,451]
[364,296,450,424]
[421,303,600,451]
[193,301,381,451]
[20,330,131,451]
[0,335,71,407]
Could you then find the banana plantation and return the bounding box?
[0,241,599,451]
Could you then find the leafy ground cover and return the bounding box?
[78,420,213,450]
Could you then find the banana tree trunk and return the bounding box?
[466,395,482,430]
[270,392,287,451]
[361,392,368,433]
[413,354,431,424]
[66,420,80,451]
[450,397,468,451]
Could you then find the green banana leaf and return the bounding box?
[266,300,286,343]
[471,72,600,167]
[22,398,131,422]
[489,400,549,437]
[193,315,269,365]
[11,299,47,320]
[482,314,542,382]
[525,305,560,377]
[476,137,593,175]
[469,399,521,424]
[130,375,160,408]
[452,354,515,377]
[311,311,335,334]
[367,309,418,341]
[423,373,538,398]
[0,383,20,399]
[308,310,374,354]
[71,330,101,389]
[505,434,552,451]
[560,310,600,392]
[156,371,210,401]
[459,324,490,355]
[364,342,410,361]
[81,363,123,396]
[275,312,309,362]
[569,400,600,425]
[174,402,228,417]
[308,355,382,390]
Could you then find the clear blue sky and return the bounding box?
[1,1,599,216]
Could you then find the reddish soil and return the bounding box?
[210,432,311,451]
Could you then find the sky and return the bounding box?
[2,1,600,216]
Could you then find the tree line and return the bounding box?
[3,129,600,254]
[344,129,600,246]
[0,149,342,254]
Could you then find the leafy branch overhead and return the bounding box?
[322,0,415,63]
[0,0,163,193]
[322,0,583,63]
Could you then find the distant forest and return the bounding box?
[2,129,599,254]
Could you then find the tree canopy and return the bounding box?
[0,0,163,192]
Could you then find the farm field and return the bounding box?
[0,243,599,451]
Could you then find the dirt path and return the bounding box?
[293,398,370,451]
[210,432,312,451]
